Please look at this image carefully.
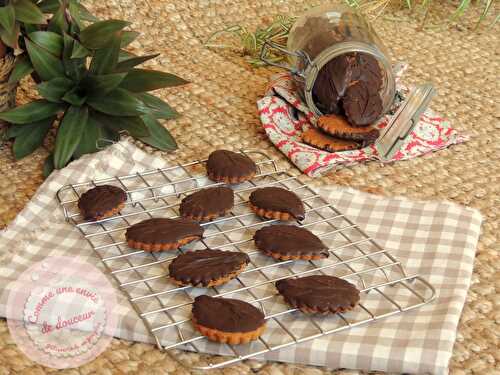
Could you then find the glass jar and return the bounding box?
[261,4,396,121]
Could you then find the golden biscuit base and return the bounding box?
[126,235,201,252]
[181,208,231,223]
[317,115,379,141]
[302,128,361,152]
[170,262,248,287]
[87,202,125,221]
[249,203,295,221]
[192,317,266,345]
[285,299,359,315]
[208,171,256,184]
[261,249,326,261]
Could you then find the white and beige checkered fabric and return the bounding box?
[0,141,482,374]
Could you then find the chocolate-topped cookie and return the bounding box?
[343,81,383,126]
[311,52,383,118]
[125,218,203,252]
[192,295,266,344]
[275,275,360,314]
[206,150,257,184]
[353,53,383,90]
[302,128,362,153]
[254,224,328,260]
[78,185,127,221]
[179,186,234,222]
[249,187,305,221]
[312,54,352,114]
[317,115,379,142]
[169,249,249,287]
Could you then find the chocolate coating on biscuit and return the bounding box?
[254,225,328,258]
[343,81,383,126]
[192,295,265,333]
[125,218,203,245]
[169,249,249,286]
[353,53,383,90]
[312,52,384,119]
[249,187,305,221]
[180,187,234,220]
[275,275,360,313]
[78,185,127,220]
[206,150,257,182]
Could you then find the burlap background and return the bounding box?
[0,1,498,374]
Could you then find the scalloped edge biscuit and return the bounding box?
[127,235,201,252]
[170,262,248,287]
[192,317,266,345]
[302,128,361,152]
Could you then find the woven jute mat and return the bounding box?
[0,1,498,374]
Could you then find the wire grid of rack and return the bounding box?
[56,150,436,370]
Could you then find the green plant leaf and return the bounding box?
[76,3,99,22]
[0,100,64,124]
[92,111,150,137]
[135,93,179,119]
[54,105,88,169]
[115,53,160,73]
[25,38,65,81]
[89,34,121,74]
[71,39,90,58]
[0,4,15,35]
[138,114,177,151]
[79,20,130,49]
[8,54,34,83]
[118,50,136,62]
[23,23,38,34]
[37,77,74,102]
[12,117,55,160]
[120,31,139,47]
[81,73,126,94]
[4,125,24,139]
[62,33,85,81]
[47,5,68,33]
[0,22,19,48]
[73,114,101,158]
[43,153,54,178]
[101,126,120,143]
[38,0,61,13]
[87,88,148,116]
[475,0,494,28]
[67,0,83,28]
[120,69,189,92]
[28,31,64,56]
[62,87,86,106]
[3,120,50,139]
[13,0,46,24]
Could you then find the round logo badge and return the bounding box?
[6,256,118,369]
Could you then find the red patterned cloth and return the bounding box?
[257,65,467,177]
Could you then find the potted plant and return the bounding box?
[0,0,96,127]
[0,0,46,116]
[0,5,187,176]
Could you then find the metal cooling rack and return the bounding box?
[56,150,436,370]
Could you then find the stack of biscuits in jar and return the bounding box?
[77,150,360,345]
[302,52,383,152]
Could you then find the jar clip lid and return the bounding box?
[376,83,436,161]
[260,40,311,78]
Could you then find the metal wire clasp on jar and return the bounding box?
[260,4,396,124]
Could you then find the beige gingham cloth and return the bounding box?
[0,141,482,374]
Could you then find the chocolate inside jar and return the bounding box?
[312,52,384,126]
[290,13,387,126]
